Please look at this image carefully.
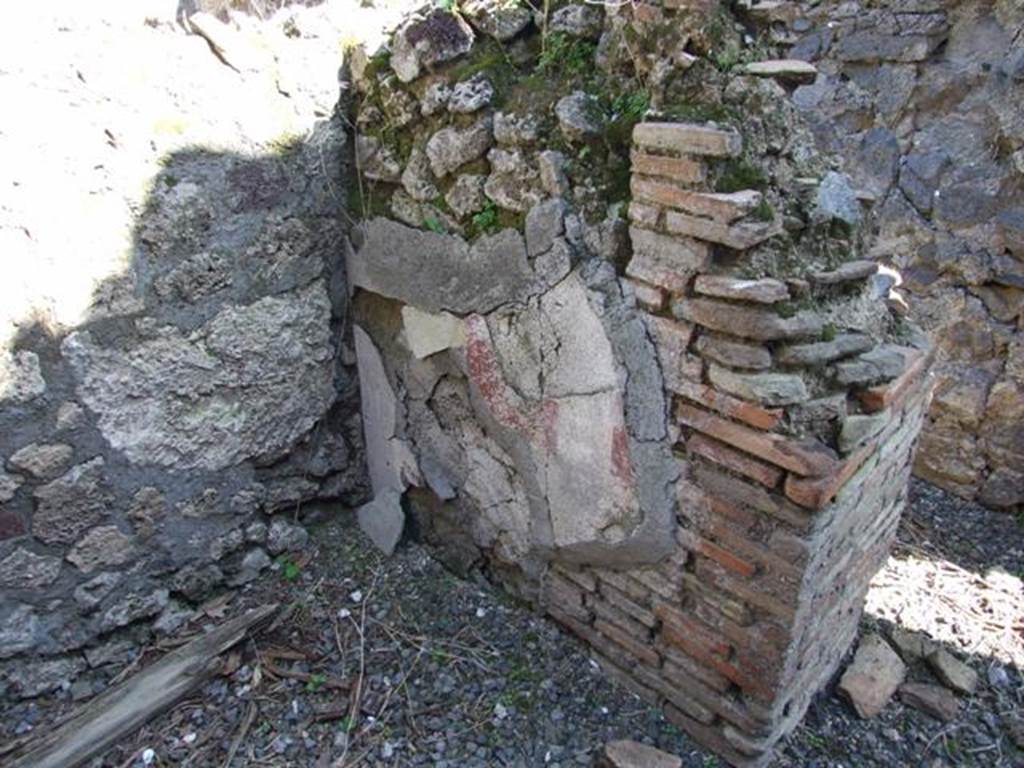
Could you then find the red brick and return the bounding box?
[695,464,814,532]
[661,652,776,735]
[663,706,757,768]
[784,440,877,509]
[679,527,759,578]
[591,652,660,704]
[677,402,838,477]
[632,176,762,223]
[656,603,732,658]
[694,559,798,623]
[627,227,709,292]
[673,379,783,431]
[594,618,660,666]
[601,582,658,627]
[698,539,759,579]
[679,572,754,626]
[708,496,761,531]
[704,518,805,581]
[633,121,741,158]
[543,573,591,622]
[633,662,717,724]
[687,433,784,488]
[627,200,661,229]
[665,209,779,250]
[857,348,931,412]
[553,564,596,591]
[690,600,791,657]
[630,150,706,184]
[623,277,666,312]
[596,569,652,603]
[659,618,774,701]
[660,644,731,693]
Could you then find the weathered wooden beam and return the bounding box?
[7,603,278,768]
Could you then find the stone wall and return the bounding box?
[346,3,933,765]
[0,5,367,699]
[537,121,933,767]
[762,0,1024,511]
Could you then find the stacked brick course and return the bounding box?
[539,122,934,766]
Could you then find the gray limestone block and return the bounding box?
[0,547,62,589]
[348,219,569,315]
[839,412,890,453]
[357,488,406,556]
[525,199,566,258]
[0,604,40,659]
[390,8,475,83]
[899,151,949,214]
[8,442,74,480]
[6,656,87,698]
[448,74,494,114]
[708,364,810,406]
[67,526,137,574]
[461,0,532,41]
[32,458,112,546]
[62,281,336,472]
[0,351,46,405]
[814,171,862,227]
[425,117,493,178]
[267,518,308,555]
[555,91,604,142]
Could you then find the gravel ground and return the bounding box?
[2,480,1022,768]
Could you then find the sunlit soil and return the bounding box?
[866,546,1024,667]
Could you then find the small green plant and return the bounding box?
[536,32,595,78]
[468,201,500,237]
[163,174,179,188]
[277,555,301,582]
[712,48,740,73]
[715,158,768,193]
[423,216,447,235]
[804,732,828,750]
[702,756,720,768]
[305,672,328,692]
[751,198,774,222]
[821,323,837,342]
[437,0,459,11]
[611,90,650,123]
[429,646,452,664]
[775,302,798,319]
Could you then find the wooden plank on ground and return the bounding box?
[7,603,278,768]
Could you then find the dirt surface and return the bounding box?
[1,480,1021,767]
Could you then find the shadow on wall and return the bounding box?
[0,109,369,697]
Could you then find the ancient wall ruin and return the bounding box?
[0,6,367,699]
[772,0,1024,511]
[346,2,936,765]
